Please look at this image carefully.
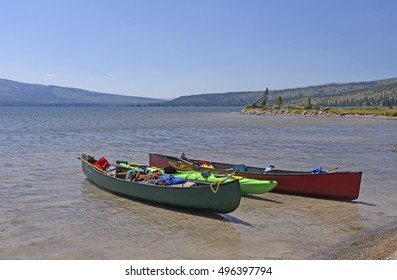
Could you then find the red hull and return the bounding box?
[149,153,362,200]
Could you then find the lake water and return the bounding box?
[0,106,396,259]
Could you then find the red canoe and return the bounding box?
[149,153,362,200]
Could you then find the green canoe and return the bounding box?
[79,154,241,213]
[118,162,277,195]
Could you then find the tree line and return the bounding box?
[253,88,397,108]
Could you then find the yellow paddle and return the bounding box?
[326,166,339,173]
[78,157,107,174]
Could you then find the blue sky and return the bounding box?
[1,0,396,98]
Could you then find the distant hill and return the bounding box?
[0,79,165,105]
[161,77,397,107]
[162,91,262,106]
[2,77,396,107]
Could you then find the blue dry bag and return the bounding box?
[160,175,186,185]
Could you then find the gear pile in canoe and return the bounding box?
[148,153,362,200]
[78,154,241,214]
[116,161,278,195]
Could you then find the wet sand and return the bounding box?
[326,227,397,260]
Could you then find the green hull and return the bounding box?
[170,171,277,194]
[80,155,241,213]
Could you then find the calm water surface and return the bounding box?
[0,106,396,259]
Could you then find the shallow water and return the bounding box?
[0,106,396,259]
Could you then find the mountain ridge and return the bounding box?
[0,78,165,105]
[162,77,397,107]
[1,77,396,107]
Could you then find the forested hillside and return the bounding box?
[281,78,397,107]
[163,77,397,107]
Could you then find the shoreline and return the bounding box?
[241,108,397,120]
[325,227,397,260]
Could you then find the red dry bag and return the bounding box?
[94,157,110,170]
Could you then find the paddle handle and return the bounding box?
[326,166,339,173]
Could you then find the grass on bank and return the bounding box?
[245,105,397,117]
[328,108,397,117]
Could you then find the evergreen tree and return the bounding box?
[260,88,269,107]
[275,95,284,108]
[305,97,313,109]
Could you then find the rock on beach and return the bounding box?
[326,227,397,260]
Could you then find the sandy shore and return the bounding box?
[326,227,397,260]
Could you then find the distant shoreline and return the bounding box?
[241,107,397,120]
